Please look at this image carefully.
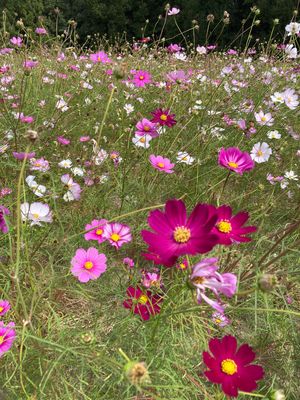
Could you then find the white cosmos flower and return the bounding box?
[251,142,272,163]
[132,134,152,149]
[55,98,69,112]
[176,151,195,165]
[254,111,274,126]
[267,130,281,139]
[196,46,207,55]
[282,88,299,110]
[58,159,72,168]
[21,202,52,226]
[271,92,285,104]
[285,44,298,59]
[174,52,187,61]
[124,104,134,115]
[25,176,46,198]
[284,170,298,180]
[71,167,84,176]
[285,22,300,36]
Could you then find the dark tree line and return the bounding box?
[0,0,298,46]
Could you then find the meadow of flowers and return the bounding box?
[0,9,299,400]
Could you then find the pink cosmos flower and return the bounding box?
[90,51,111,64]
[167,44,182,53]
[23,60,38,69]
[151,108,176,127]
[30,158,50,172]
[0,188,12,198]
[203,335,264,397]
[209,205,257,245]
[71,247,107,283]
[149,155,175,173]
[103,222,132,249]
[168,7,180,15]
[61,174,81,201]
[20,115,34,124]
[141,270,161,288]
[0,300,10,316]
[35,27,47,35]
[10,37,22,47]
[135,118,158,137]
[254,111,274,126]
[166,70,189,84]
[123,286,162,321]
[218,147,254,175]
[123,257,135,268]
[190,258,237,313]
[132,70,152,87]
[84,219,108,243]
[0,206,9,233]
[79,136,90,142]
[13,152,36,161]
[211,312,230,327]
[0,48,13,55]
[141,199,219,267]
[0,321,16,357]
[57,136,70,145]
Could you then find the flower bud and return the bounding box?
[207,14,215,22]
[269,389,286,400]
[293,9,298,16]
[27,130,38,141]
[255,20,261,26]
[258,274,277,292]
[273,18,279,25]
[81,331,95,344]
[124,361,150,386]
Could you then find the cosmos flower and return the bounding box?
[285,44,297,59]
[149,155,175,173]
[58,159,72,169]
[141,199,218,267]
[151,108,176,127]
[0,300,10,316]
[135,118,158,137]
[25,176,46,198]
[71,247,107,283]
[20,202,53,226]
[132,70,152,87]
[176,151,195,165]
[167,44,182,53]
[30,158,50,172]
[168,7,180,16]
[132,134,153,148]
[0,321,16,357]
[211,312,230,327]
[103,222,132,249]
[35,27,47,35]
[84,219,108,244]
[190,258,237,313]
[61,174,81,201]
[12,152,36,161]
[250,142,272,163]
[23,60,38,69]
[90,51,111,64]
[285,22,300,36]
[10,37,22,47]
[210,205,257,245]
[267,130,281,139]
[203,335,264,397]
[282,88,299,110]
[123,257,135,268]
[57,136,70,145]
[141,269,161,288]
[196,45,207,54]
[218,147,254,175]
[123,286,162,321]
[254,111,274,126]
[0,206,9,233]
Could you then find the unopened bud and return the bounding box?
[273,18,279,25]
[269,389,286,400]
[293,9,298,16]
[124,361,150,386]
[27,130,38,141]
[258,274,277,292]
[224,11,230,18]
[207,14,215,22]
[255,20,261,26]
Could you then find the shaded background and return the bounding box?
[0,0,299,46]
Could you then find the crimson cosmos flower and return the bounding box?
[203,335,264,397]
[151,108,176,127]
[141,199,218,267]
[123,286,162,321]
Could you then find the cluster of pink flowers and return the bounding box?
[0,300,16,358]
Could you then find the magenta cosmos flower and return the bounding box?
[10,36,22,47]
[123,286,162,321]
[90,51,111,64]
[132,70,152,87]
[218,147,254,175]
[135,118,158,137]
[141,199,218,267]
[151,108,176,127]
[71,247,107,283]
[23,60,38,69]
[149,155,175,173]
[203,335,264,397]
[13,152,36,160]
[35,27,47,35]
[0,321,16,357]
[102,222,132,249]
[0,206,10,233]
[0,300,10,316]
[210,205,257,245]
[84,219,108,244]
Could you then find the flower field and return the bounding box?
[0,17,299,400]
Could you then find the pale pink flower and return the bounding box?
[71,247,107,283]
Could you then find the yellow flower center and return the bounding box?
[257,150,263,156]
[221,359,238,375]
[139,75,144,80]
[192,276,205,285]
[140,137,146,143]
[32,213,40,219]
[0,306,3,313]
[179,263,187,270]
[215,318,222,324]
[157,162,165,168]
[84,261,93,270]
[97,56,102,61]
[138,294,148,304]
[0,336,4,345]
[144,125,150,131]
[110,233,120,242]
[96,229,103,236]
[261,116,266,121]
[217,220,232,233]
[160,114,168,121]
[173,226,191,243]
[228,161,238,168]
